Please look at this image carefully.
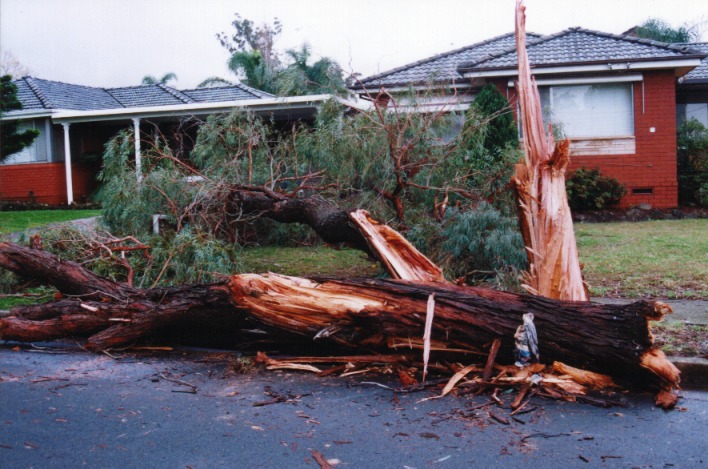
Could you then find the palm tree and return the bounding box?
[141,72,178,86]
[228,50,276,93]
[277,44,346,96]
[197,76,235,88]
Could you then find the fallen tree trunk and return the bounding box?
[0,241,678,396]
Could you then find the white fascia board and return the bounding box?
[392,103,472,114]
[356,83,471,97]
[51,94,336,124]
[462,58,703,79]
[0,109,54,121]
[507,74,644,87]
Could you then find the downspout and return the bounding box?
[133,117,142,183]
[61,123,74,205]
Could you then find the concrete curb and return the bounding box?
[669,356,708,389]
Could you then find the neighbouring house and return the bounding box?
[353,29,706,208]
[675,42,708,127]
[0,77,347,205]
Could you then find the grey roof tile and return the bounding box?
[11,77,276,114]
[354,32,541,89]
[15,77,122,110]
[461,28,700,71]
[182,84,275,102]
[106,85,187,107]
[675,42,708,83]
[13,79,45,110]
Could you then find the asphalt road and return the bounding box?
[1,344,706,468]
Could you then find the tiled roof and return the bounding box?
[354,33,541,90]
[106,84,192,108]
[460,28,701,72]
[11,77,275,113]
[15,77,122,110]
[676,42,708,83]
[182,83,275,102]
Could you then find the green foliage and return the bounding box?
[566,168,627,211]
[408,203,526,287]
[467,84,518,154]
[216,14,346,96]
[633,18,701,43]
[141,72,178,86]
[96,90,526,287]
[0,75,40,162]
[677,118,708,206]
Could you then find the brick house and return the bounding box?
[1,78,341,204]
[353,29,706,208]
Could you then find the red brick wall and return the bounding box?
[499,71,679,208]
[0,162,98,205]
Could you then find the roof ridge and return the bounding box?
[179,83,275,99]
[457,29,557,71]
[572,27,701,54]
[357,32,541,86]
[459,27,702,72]
[157,83,195,103]
[102,88,128,108]
[233,82,275,98]
[23,77,52,109]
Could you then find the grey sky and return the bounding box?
[1,0,706,90]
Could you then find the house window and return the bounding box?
[1,119,48,165]
[539,83,634,138]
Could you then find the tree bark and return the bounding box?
[0,242,678,394]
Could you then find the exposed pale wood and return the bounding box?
[512,1,587,302]
[552,361,616,389]
[483,338,502,382]
[350,209,445,282]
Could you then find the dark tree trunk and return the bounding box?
[0,242,678,394]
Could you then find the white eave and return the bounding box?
[461,58,703,79]
[50,94,360,124]
[0,108,55,121]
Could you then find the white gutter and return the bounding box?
[506,74,644,87]
[462,58,702,79]
[0,109,54,121]
[51,94,340,124]
[356,83,472,95]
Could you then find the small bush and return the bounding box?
[566,168,626,211]
[677,118,708,207]
[408,203,527,288]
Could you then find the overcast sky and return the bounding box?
[1,0,706,90]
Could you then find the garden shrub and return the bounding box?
[677,118,708,206]
[566,168,626,211]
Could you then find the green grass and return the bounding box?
[575,219,708,299]
[238,245,385,278]
[0,210,101,235]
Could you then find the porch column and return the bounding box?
[62,123,74,205]
[133,117,142,182]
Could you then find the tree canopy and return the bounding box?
[141,72,178,86]
[633,18,701,43]
[215,14,347,96]
[0,75,40,163]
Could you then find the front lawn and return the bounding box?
[575,219,708,299]
[0,209,101,235]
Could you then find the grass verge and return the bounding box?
[0,209,101,235]
[575,219,708,299]
[238,245,385,278]
[652,321,708,358]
